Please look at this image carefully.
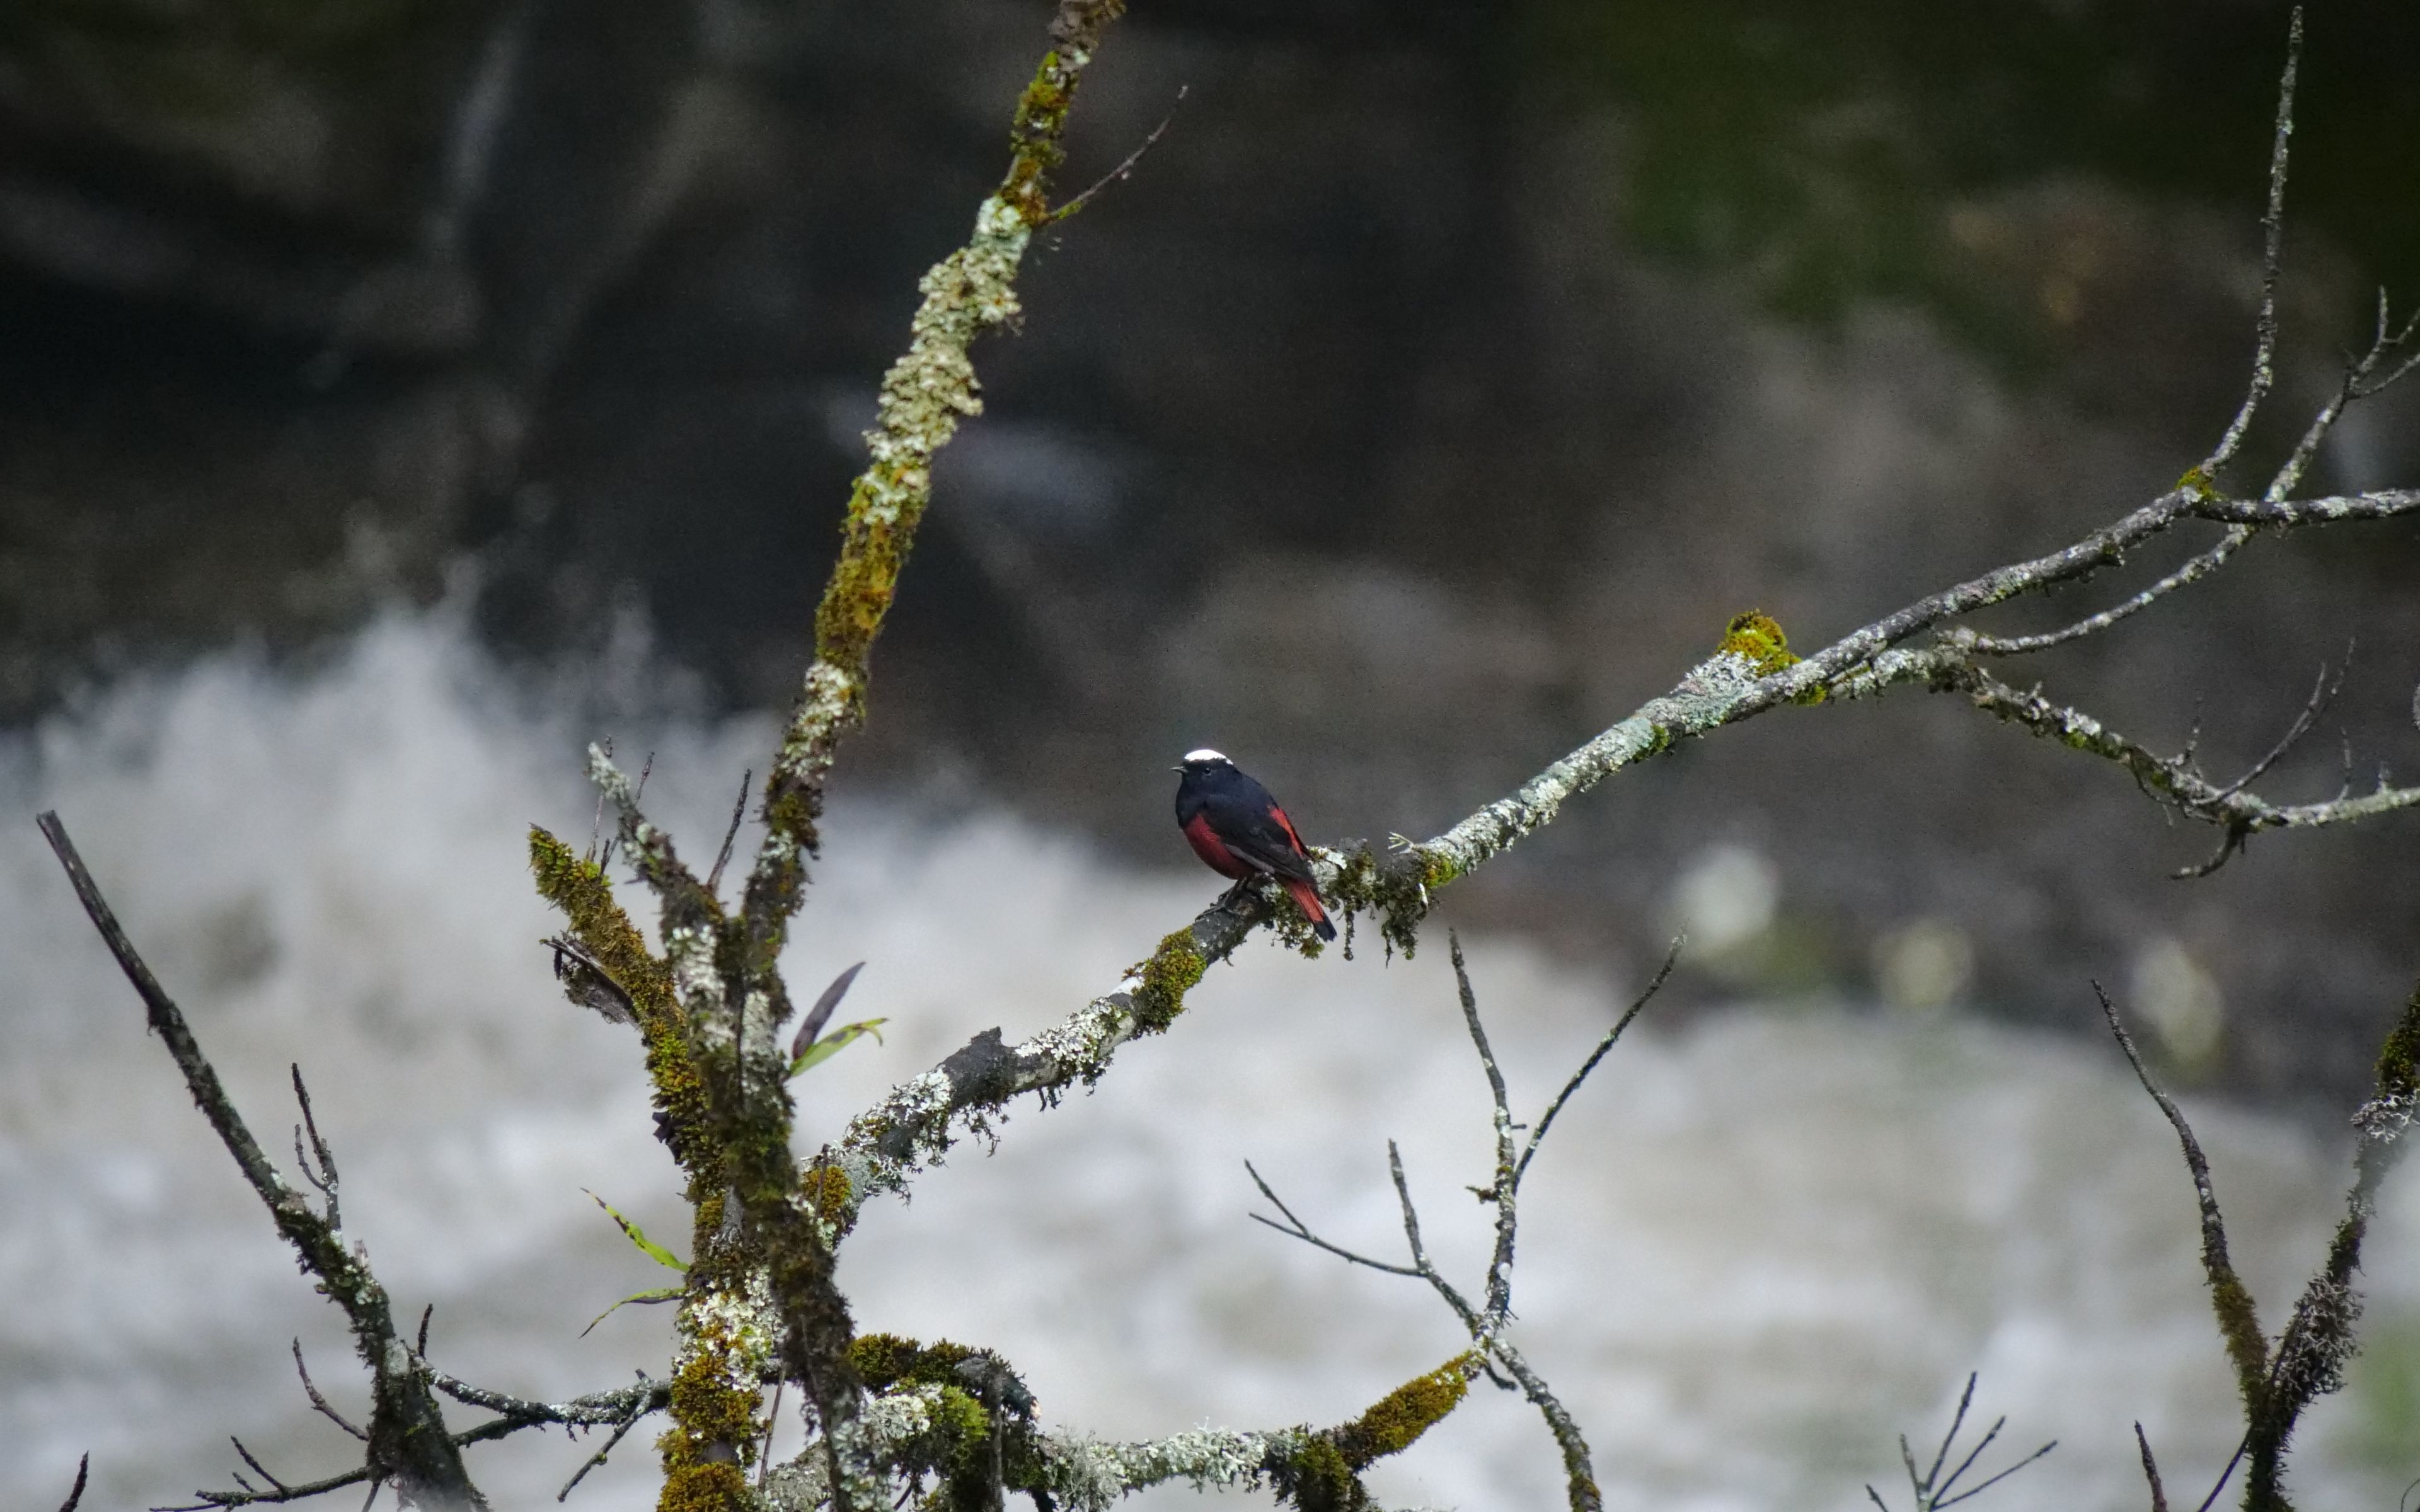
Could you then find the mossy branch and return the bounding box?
[2094,987,2270,1402]
[546,4,1136,1508]
[738,0,1129,953]
[2106,973,2420,1512]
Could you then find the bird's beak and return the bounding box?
[1169,765,1184,772]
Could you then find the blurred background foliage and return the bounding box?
[1531,1,2420,341]
[3,0,2416,1108]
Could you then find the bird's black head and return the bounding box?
[1173,748,1235,777]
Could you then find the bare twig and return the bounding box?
[1924,1377,1976,1491]
[1937,1441,2057,1509]
[289,1066,339,1230]
[2208,656,2342,803]
[293,1342,367,1441]
[1487,1337,1601,1512]
[706,767,752,899]
[57,1453,89,1512]
[1516,937,1681,1188]
[556,1401,655,1503]
[1448,932,1519,1325]
[2194,1431,2252,1512]
[230,1441,291,1496]
[159,1462,377,1511]
[1248,953,1610,1511]
[2263,296,2420,501]
[1049,86,1187,222]
[2135,1423,2169,1512]
[415,1362,667,1429]
[1869,1374,2054,1512]
[1244,1160,1420,1278]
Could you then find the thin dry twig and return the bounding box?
[57,1453,89,1512]
[289,1066,340,1230]
[293,1342,367,1442]
[706,767,752,898]
[1447,932,1519,1324]
[1867,1373,2054,1512]
[1050,85,1187,222]
[159,1462,379,1512]
[556,1401,655,1503]
[1516,937,1681,1187]
[2135,1423,2170,1512]
[1243,1160,1419,1278]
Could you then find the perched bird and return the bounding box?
[1172,749,1336,941]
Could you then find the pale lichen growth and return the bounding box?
[1036,1426,1296,1510]
[664,924,730,1030]
[2354,1092,2415,1142]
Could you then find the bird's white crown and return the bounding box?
[1182,748,1230,764]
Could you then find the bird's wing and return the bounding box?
[1219,802,1317,881]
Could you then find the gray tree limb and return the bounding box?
[38,813,483,1512]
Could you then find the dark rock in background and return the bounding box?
[3,0,2417,1108]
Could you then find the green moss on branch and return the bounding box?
[1266,1353,1481,1511]
[1129,929,1208,1033]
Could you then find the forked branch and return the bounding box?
[37,812,482,1512]
[2100,975,2420,1511]
[1245,943,1674,1512]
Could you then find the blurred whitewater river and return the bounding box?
[3,610,2415,1511]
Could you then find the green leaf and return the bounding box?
[584,1189,688,1273]
[786,1017,887,1077]
[580,1286,684,1337]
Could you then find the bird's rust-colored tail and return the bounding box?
[1282,876,1337,941]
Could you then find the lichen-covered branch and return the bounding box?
[38,813,483,1512]
[418,1367,671,1435]
[1959,528,2251,657]
[746,1333,1469,1512]
[1917,655,2420,877]
[2196,6,2298,479]
[2189,489,2420,525]
[740,0,1129,944]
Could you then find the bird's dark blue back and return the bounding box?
[1177,760,1309,877]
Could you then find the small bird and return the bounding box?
[1173,749,1336,941]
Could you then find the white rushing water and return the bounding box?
[3,610,2414,1512]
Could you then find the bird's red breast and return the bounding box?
[1182,811,1249,879]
